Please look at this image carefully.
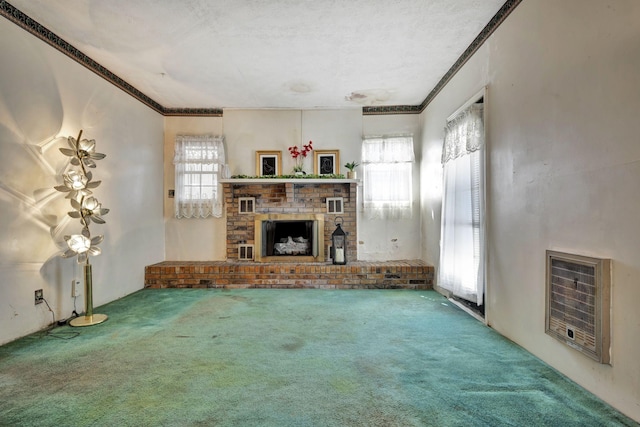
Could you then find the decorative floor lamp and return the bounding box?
[54,130,109,327]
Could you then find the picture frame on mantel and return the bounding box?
[314,150,340,175]
[256,151,282,176]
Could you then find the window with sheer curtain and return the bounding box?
[362,135,414,220]
[439,103,485,305]
[174,135,225,219]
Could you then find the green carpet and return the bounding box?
[0,289,636,426]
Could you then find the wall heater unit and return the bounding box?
[545,250,611,364]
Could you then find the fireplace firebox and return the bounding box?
[255,214,324,262]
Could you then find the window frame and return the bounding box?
[174,135,225,219]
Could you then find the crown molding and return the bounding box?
[0,1,226,117]
[364,0,522,115]
[416,0,523,114]
[362,104,423,116]
[164,108,224,117]
[0,1,166,114]
[1,0,522,117]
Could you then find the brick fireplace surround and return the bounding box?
[224,180,357,261]
[145,179,433,290]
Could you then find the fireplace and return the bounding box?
[255,214,324,262]
[222,180,356,262]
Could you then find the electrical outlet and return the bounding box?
[34,289,43,305]
[71,279,81,297]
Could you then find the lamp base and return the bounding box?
[69,313,108,327]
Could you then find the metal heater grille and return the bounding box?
[545,250,611,364]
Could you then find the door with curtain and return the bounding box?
[439,103,485,307]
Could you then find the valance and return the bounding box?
[441,104,484,164]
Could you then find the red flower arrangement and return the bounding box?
[288,140,313,172]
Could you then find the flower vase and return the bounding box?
[293,160,305,176]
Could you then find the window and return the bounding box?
[361,135,414,219]
[439,101,485,306]
[173,135,225,218]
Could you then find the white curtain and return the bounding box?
[439,104,485,305]
[362,136,414,220]
[174,135,225,219]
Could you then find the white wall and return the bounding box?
[0,18,165,344]
[419,0,640,420]
[163,109,421,261]
[164,116,225,261]
[361,114,422,260]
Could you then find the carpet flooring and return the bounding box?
[0,289,637,426]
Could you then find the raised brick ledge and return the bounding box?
[145,260,434,290]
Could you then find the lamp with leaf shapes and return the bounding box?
[54,130,109,327]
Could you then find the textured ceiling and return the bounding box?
[6,0,509,111]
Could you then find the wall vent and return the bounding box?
[238,244,254,260]
[326,197,344,214]
[545,250,611,364]
[238,197,255,214]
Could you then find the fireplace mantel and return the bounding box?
[221,178,357,184]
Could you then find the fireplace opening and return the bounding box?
[263,220,314,257]
[254,213,325,262]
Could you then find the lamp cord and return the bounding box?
[41,297,55,325]
[38,297,80,340]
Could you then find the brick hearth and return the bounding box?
[144,260,434,290]
[148,179,434,290]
